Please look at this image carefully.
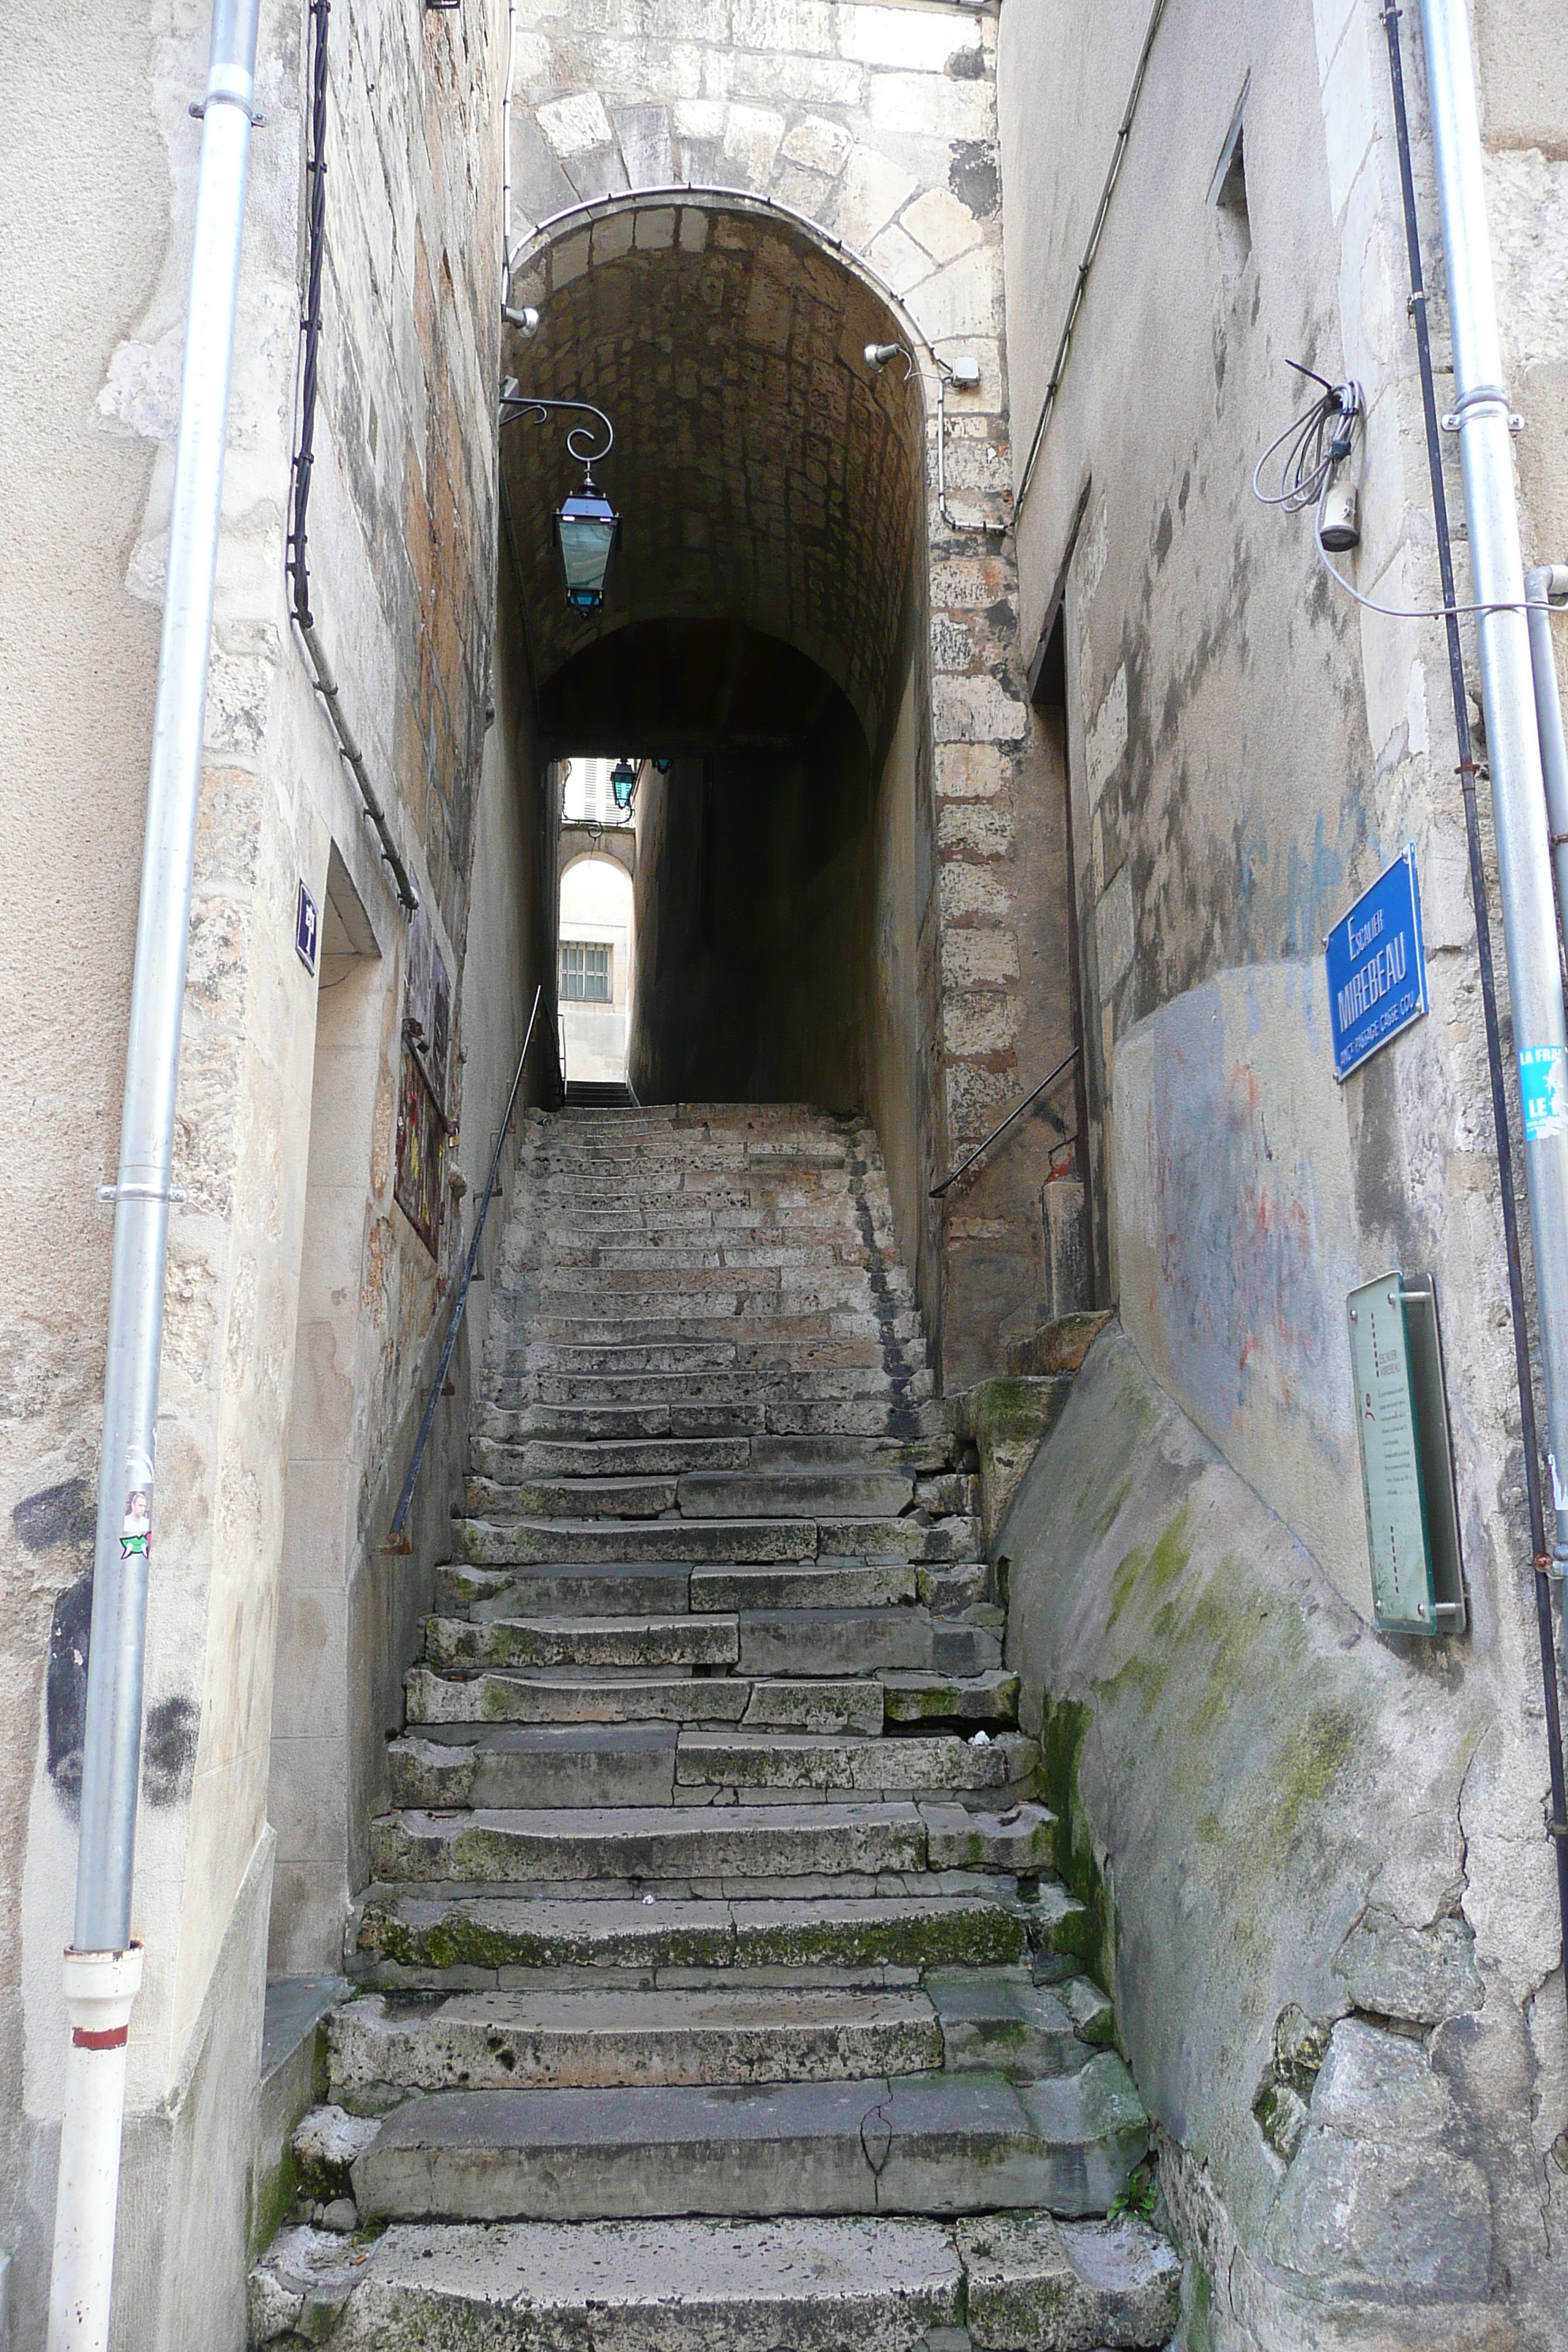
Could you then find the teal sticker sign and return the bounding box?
[1519,1045,1568,1141]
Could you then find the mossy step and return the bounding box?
[369,1801,929,1888]
[350,1885,1033,1981]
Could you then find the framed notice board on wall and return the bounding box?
[1347,1270,1466,1635]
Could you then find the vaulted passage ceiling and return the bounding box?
[540,617,847,755]
[504,198,924,750]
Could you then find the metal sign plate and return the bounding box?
[1325,846,1428,1080]
[296,879,320,976]
[1348,1271,1466,1635]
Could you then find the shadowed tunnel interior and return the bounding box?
[502,194,944,1303]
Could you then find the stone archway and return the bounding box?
[502,183,1067,1385]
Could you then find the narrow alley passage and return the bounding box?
[251,1104,1179,2343]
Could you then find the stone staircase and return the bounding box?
[251,1106,1180,2349]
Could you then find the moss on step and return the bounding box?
[1036,1695,1115,1989]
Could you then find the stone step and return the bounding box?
[679,1469,917,1518]
[505,1342,922,1377]
[251,2210,1181,2352]
[351,1885,1033,1981]
[674,1730,1039,1799]
[465,1475,679,1522]
[510,1313,922,1350]
[472,1436,753,1479]
[470,1435,949,1483]
[463,1469,924,1525]
[386,1727,1039,1811]
[518,1369,935,1406]
[329,1984,944,2093]
[478,1400,944,1444]
[405,1667,889,1733]
[425,1614,739,1673]
[461,1516,981,1570]
[881,1670,1022,1727]
[350,2059,1150,2223]
[735,1607,1002,1679]
[692,1563,918,1612]
[435,1562,693,1618]
[388,1727,682,1811]
[463,1519,818,1569]
[369,1801,930,1886]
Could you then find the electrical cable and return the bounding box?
[1252,372,1564,621]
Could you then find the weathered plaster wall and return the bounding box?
[1,0,531,2339]
[997,0,1568,2338]
[502,2,1070,1385]
[1005,1327,1568,2351]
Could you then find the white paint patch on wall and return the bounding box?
[1112,958,1372,1617]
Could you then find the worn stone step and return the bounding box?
[464,1518,818,1569]
[350,2058,1149,2223]
[675,1730,1039,1798]
[734,1607,1003,1679]
[919,1802,1058,1875]
[251,2210,1181,2352]
[392,1722,1031,1811]
[478,1399,943,1444]
[511,1341,900,1378]
[445,1563,695,1620]
[881,1671,1022,1727]
[927,1969,1098,2078]
[425,1614,738,1673]
[679,1469,917,1519]
[406,1667,889,1735]
[915,1565,992,1616]
[351,1885,1032,1982]
[474,1436,754,1480]
[521,1369,935,1406]
[369,1801,930,1886]
[388,1727,681,1811]
[329,1985,943,2093]
[691,1562,916,1612]
[465,1475,680,1523]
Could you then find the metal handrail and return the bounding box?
[930,1047,1080,1199]
[388,983,546,1538]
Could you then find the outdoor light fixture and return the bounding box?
[611,759,638,813]
[500,381,621,613]
[864,341,914,379]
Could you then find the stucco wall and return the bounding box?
[1003,1325,1567,2350]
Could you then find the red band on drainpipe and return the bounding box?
[72,2025,129,2050]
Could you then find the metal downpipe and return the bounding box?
[1420,0,1568,1561]
[47,2,261,2344]
[1526,564,1568,972]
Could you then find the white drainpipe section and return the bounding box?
[1420,0,1568,1558]
[46,3,261,2345]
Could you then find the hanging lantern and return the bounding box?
[610,758,638,813]
[554,475,620,613]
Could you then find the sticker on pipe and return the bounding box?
[1519,1045,1568,1140]
[1325,846,1428,1080]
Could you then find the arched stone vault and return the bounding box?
[559,823,636,886]
[505,198,924,751]
[499,163,1071,1387]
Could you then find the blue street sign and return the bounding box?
[296,879,320,976]
[1325,845,1428,1082]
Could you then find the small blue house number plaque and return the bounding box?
[1325,846,1428,1081]
[296,880,319,976]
